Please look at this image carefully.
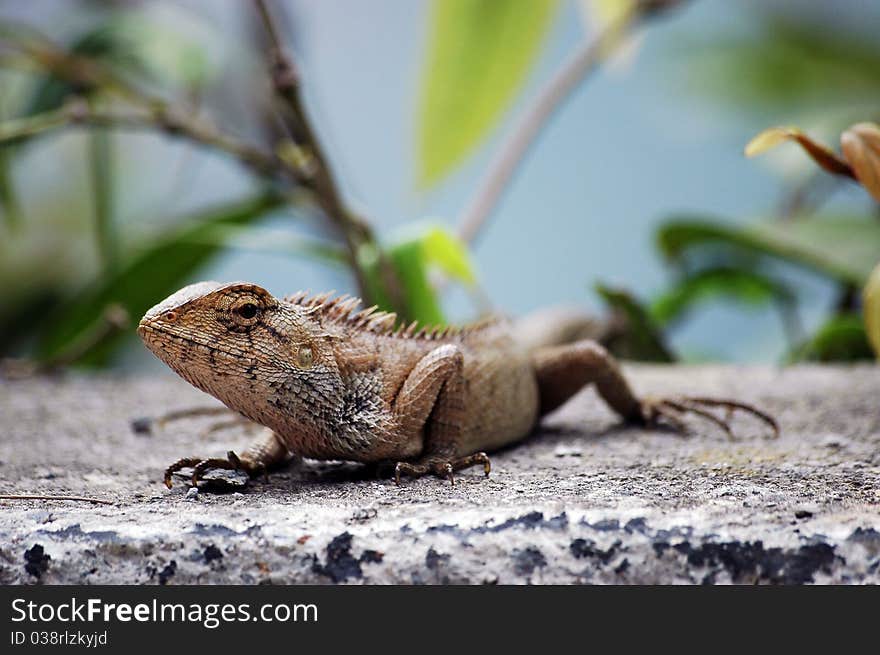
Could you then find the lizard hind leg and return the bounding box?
[531,339,779,439]
[164,428,292,488]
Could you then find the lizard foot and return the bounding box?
[394,452,491,486]
[641,396,779,440]
[164,450,266,488]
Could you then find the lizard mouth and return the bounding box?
[137,319,255,365]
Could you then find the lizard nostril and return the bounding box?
[163,311,178,322]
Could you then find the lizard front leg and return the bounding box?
[164,427,293,488]
[392,344,490,485]
[532,340,778,437]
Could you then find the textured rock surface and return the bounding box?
[1,365,878,585]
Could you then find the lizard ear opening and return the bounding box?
[295,345,314,369]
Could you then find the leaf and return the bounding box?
[35,192,282,365]
[651,267,795,326]
[788,313,873,363]
[679,17,880,112]
[657,215,880,286]
[581,0,634,27]
[577,0,643,69]
[595,283,675,362]
[417,0,559,187]
[864,262,880,359]
[745,127,853,178]
[840,122,880,203]
[359,224,478,326]
[420,225,477,284]
[388,239,445,326]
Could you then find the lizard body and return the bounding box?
[138,281,777,486]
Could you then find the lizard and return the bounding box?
[137,281,778,489]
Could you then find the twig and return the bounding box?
[0,100,285,179]
[2,13,407,313]
[457,0,686,244]
[778,170,842,220]
[0,494,114,505]
[251,0,405,312]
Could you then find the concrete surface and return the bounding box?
[0,365,878,585]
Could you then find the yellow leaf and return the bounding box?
[581,0,634,28]
[841,122,880,204]
[745,126,854,178]
[578,0,642,69]
[864,262,880,359]
[744,126,803,157]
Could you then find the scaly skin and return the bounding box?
[138,281,778,487]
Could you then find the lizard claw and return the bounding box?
[641,395,779,440]
[164,450,256,488]
[393,452,491,486]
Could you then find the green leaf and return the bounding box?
[864,262,880,359]
[788,313,873,363]
[651,267,795,326]
[420,225,477,284]
[388,239,445,326]
[35,192,282,365]
[680,17,880,112]
[595,283,675,362]
[417,0,559,187]
[356,242,392,313]
[360,224,479,326]
[657,215,880,286]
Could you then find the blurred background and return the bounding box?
[1,0,879,372]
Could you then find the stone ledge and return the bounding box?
[1,365,878,584]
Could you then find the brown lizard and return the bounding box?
[138,281,778,488]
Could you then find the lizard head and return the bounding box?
[138,281,345,430]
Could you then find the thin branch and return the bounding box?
[0,100,284,178]
[778,170,842,220]
[0,106,69,142]
[2,13,406,314]
[457,0,686,244]
[0,494,114,505]
[251,0,406,311]
[0,29,304,184]
[253,1,338,207]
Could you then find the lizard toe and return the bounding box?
[637,395,778,440]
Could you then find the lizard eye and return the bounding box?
[296,346,314,368]
[231,297,262,323]
[237,303,258,319]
